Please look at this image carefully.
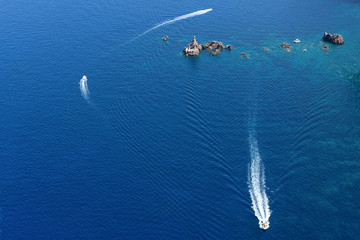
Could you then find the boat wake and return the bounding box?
[125,8,213,45]
[248,123,271,230]
[79,75,90,100]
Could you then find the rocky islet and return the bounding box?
[182,36,233,56]
[322,32,344,45]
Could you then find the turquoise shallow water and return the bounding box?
[0,0,359,239]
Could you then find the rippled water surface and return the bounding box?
[0,0,359,239]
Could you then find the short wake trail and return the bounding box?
[79,75,90,100]
[124,8,212,45]
[248,120,271,230]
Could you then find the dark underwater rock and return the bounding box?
[281,42,290,48]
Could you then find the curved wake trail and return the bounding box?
[79,75,90,100]
[248,125,271,230]
[124,8,213,45]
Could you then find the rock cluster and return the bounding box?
[180,32,345,58]
[183,36,233,56]
[322,32,344,45]
[240,52,250,58]
[203,41,224,52]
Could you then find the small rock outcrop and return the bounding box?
[281,42,290,48]
[162,36,169,41]
[183,36,203,56]
[323,45,329,51]
[240,52,246,56]
[183,37,232,56]
[322,32,344,45]
[203,41,225,52]
[212,49,221,56]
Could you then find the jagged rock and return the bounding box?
[183,37,232,56]
[183,36,202,56]
[323,45,329,50]
[240,52,246,56]
[203,41,225,52]
[162,36,169,41]
[212,49,221,56]
[322,32,344,45]
[281,43,290,48]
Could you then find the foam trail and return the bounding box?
[125,8,212,45]
[248,123,271,230]
[79,75,90,100]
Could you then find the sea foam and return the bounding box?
[79,75,90,100]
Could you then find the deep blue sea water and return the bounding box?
[1,0,360,239]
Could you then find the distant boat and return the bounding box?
[293,39,300,43]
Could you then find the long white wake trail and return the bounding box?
[248,127,271,230]
[125,8,213,45]
[79,75,90,100]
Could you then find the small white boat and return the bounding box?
[293,39,300,43]
[260,220,269,230]
[261,223,269,230]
